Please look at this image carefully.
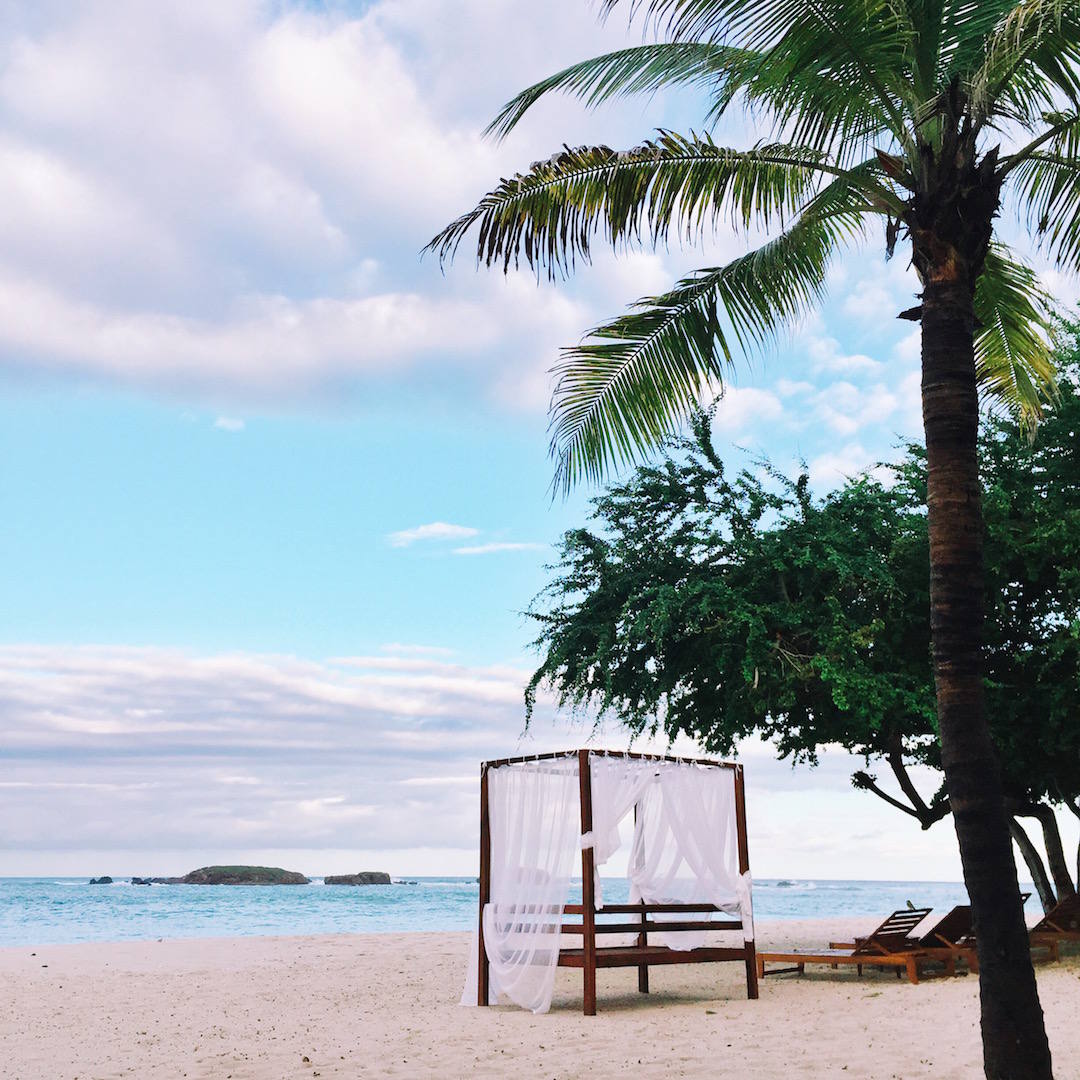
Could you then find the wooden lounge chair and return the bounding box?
[757,907,933,985]
[1029,893,1080,961]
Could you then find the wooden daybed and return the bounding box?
[476,749,759,1015]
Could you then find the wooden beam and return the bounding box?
[477,763,491,1006]
[734,764,759,1000]
[564,902,724,914]
[635,802,648,994]
[483,749,738,771]
[579,748,597,1016]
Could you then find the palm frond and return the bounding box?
[1007,117,1080,270]
[426,134,852,278]
[974,244,1057,430]
[598,0,918,151]
[486,42,739,140]
[548,198,869,491]
[970,0,1080,125]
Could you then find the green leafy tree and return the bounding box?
[430,3,1077,1072]
[527,355,1080,915]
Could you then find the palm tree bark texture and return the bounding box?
[914,158,1049,1076]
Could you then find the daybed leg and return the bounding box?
[637,897,649,993]
[579,750,597,1016]
[478,764,491,1007]
[745,941,759,1000]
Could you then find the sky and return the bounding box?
[0,0,1075,881]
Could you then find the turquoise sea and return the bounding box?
[0,877,1040,948]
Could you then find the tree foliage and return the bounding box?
[527,334,1080,898]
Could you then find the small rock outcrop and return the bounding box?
[88,876,113,885]
[178,865,310,885]
[130,877,153,886]
[324,871,392,886]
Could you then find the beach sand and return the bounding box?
[1,919,1077,1079]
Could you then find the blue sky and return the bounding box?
[0,0,1074,879]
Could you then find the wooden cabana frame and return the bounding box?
[477,748,759,1015]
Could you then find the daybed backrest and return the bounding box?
[854,907,933,954]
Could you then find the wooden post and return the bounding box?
[733,764,758,1000]
[578,748,597,1015]
[477,763,491,1006]
[634,802,648,993]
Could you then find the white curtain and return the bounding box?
[460,755,580,1014]
[629,762,753,947]
[581,754,655,906]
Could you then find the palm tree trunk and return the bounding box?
[921,274,1053,1080]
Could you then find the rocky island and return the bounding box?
[151,866,310,885]
[323,872,392,885]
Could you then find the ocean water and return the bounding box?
[0,877,1041,948]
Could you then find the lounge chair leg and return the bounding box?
[798,963,804,975]
[906,957,918,985]
[856,964,862,976]
[756,956,765,979]
[638,965,649,994]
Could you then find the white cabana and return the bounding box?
[462,749,757,1015]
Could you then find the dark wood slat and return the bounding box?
[562,920,742,935]
[483,749,737,771]
[559,945,750,969]
[564,902,722,914]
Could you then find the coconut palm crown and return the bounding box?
[430,0,1068,491]
[430,4,1080,1079]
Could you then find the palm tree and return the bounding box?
[429,3,1076,1076]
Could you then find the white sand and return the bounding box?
[1,919,1077,1079]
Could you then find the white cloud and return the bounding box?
[807,442,893,488]
[0,642,970,878]
[806,332,885,376]
[0,0,673,412]
[775,378,815,397]
[711,385,784,432]
[386,522,479,548]
[213,415,244,432]
[452,542,547,556]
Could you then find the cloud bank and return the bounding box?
[0,643,967,878]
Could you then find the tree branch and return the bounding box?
[852,770,924,818]
[1025,803,1077,899]
[1009,816,1057,914]
[885,735,951,828]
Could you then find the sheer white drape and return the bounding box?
[460,755,580,1014]
[628,762,753,947]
